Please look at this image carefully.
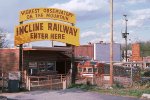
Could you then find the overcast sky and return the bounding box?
[0,0,150,47]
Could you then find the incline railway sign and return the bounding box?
[14,8,80,46]
[15,21,79,46]
[19,8,76,24]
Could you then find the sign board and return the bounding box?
[29,62,37,68]
[104,76,110,81]
[14,21,80,46]
[19,8,76,24]
[9,71,20,80]
[131,43,142,61]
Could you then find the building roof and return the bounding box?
[23,46,72,52]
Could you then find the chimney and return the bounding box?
[88,42,92,45]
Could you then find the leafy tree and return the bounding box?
[121,41,150,57]
[140,41,150,57]
[0,28,9,48]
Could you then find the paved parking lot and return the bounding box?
[1,88,140,100]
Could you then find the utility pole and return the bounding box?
[110,0,113,86]
[122,15,129,62]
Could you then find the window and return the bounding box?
[93,68,98,72]
[88,68,92,72]
[28,68,38,76]
[104,66,110,74]
[83,68,86,72]
[28,62,38,75]
[146,63,150,67]
[78,67,82,72]
[38,62,46,72]
[29,62,37,68]
[47,62,55,71]
[90,62,97,65]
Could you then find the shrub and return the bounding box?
[113,81,124,89]
[143,71,150,77]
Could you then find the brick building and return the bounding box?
[74,44,94,60]
[0,47,72,77]
[74,42,121,62]
[0,48,19,77]
[143,56,150,69]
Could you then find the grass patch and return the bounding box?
[112,81,124,89]
[69,84,150,98]
[69,84,95,90]
[96,89,150,97]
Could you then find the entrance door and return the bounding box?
[56,61,71,74]
[56,61,65,74]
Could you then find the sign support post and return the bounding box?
[71,23,76,84]
[19,21,23,89]
[71,45,76,84]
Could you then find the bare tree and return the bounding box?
[0,28,9,48]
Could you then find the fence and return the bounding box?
[0,69,9,92]
[76,75,104,86]
[0,69,72,92]
[23,70,71,91]
[76,74,132,87]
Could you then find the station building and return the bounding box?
[0,42,122,77]
[0,46,72,77]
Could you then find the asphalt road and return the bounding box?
[1,88,140,100]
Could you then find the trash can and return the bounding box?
[8,71,20,92]
[0,96,7,100]
[8,80,19,92]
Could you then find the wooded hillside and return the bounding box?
[121,41,150,57]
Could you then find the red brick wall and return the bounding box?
[0,48,19,76]
[74,44,94,59]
